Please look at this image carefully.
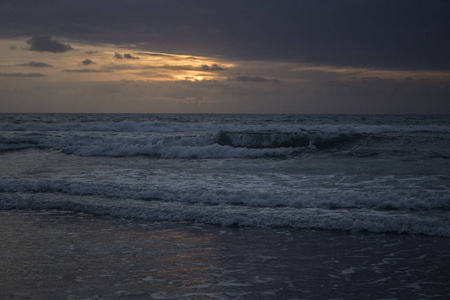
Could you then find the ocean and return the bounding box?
[0,113,449,299]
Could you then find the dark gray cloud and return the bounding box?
[26,35,72,53]
[201,64,223,71]
[18,61,53,68]
[235,76,268,82]
[58,23,95,35]
[354,77,389,82]
[136,53,199,61]
[62,69,109,73]
[1,1,449,69]
[136,52,178,58]
[160,64,225,71]
[124,53,139,59]
[114,52,139,60]
[0,72,46,77]
[81,59,95,65]
[229,75,276,83]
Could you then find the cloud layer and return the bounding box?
[18,62,53,68]
[0,1,448,69]
[62,69,109,73]
[0,72,46,77]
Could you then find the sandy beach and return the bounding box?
[1,209,449,299]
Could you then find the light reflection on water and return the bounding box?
[1,210,449,299]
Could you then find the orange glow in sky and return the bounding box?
[0,39,235,83]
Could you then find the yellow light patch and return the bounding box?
[0,38,234,83]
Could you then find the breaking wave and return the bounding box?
[1,115,449,237]
[3,120,446,158]
[1,191,449,237]
[1,120,449,134]
[1,177,448,211]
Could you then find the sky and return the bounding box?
[0,0,449,114]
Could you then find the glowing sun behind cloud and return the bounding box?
[0,38,234,83]
[1,35,449,114]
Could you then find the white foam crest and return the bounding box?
[1,121,449,134]
[299,124,450,134]
[215,131,311,149]
[1,130,300,157]
[155,144,296,158]
[1,177,448,211]
[1,192,449,237]
[2,120,449,157]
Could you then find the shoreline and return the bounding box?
[1,209,449,299]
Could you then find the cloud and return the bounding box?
[136,53,199,61]
[230,75,270,82]
[201,64,223,71]
[124,53,139,59]
[18,61,53,68]
[62,69,109,73]
[136,52,177,58]
[81,59,95,65]
[160,64,225,71]
[354,77,387,82]
[114,52,139,59]
[58,23,95,35]
[2,72,449,114]
[1,2,449,69]
[26,35,72,53]
[0,72,46,77]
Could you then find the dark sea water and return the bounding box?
[1,114,450,299]
[1,113,449,236]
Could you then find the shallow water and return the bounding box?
[1,210,449,299]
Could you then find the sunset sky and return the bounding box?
[1,0,449,114]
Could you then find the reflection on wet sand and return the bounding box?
[1,210,449,299]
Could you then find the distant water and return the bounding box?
[0,114,449,236]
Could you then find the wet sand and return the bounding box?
[1,209,449,299]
